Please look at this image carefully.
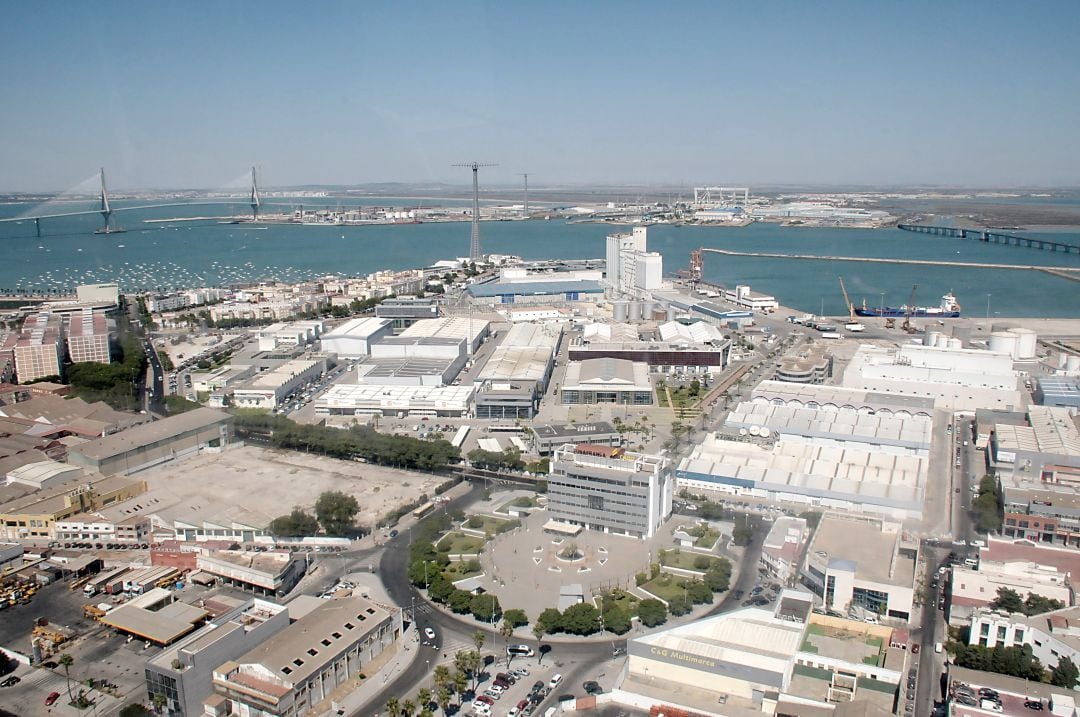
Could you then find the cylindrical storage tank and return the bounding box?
[935,334,950,348]
[924,331,941,347]
[1068,356,1080,372]
[1058,352,1069,369]
[627,301,642,322]
[991,323,1015,334]
[1013,328,1037,360]
[612,301,628,322]
[666,305,677,321]
[989,331,1019,358]
[947,337,963,350]
[642,301,655,318]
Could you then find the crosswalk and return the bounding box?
[14,668,64,691]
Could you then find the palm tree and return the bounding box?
[417,688,432,713]
[385,697,401,717]
[401,699,416,717]
[58,653,74,704]
[436,687,452,717]
[532,623,545,665]
[152,691,167,714]
[467,650,482,691]
[433,665,451,694]
[472,630,485,654]
[500,620,514,667]
[451,669,468,698]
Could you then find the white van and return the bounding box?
[934,642,943,653]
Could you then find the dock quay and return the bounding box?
[699,247,1080,276]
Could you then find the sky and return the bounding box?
[1,1,1079,191]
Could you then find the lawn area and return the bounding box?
[600,588,640,616]
[499,496,538,513]
[659,550,727,572]
[655,388,671,407]
[681,523,722,549]
[436,532,485,555]
[668,386,703,410]
[462,514,519,535]
[444,561,483,581]
[640,574,692,602]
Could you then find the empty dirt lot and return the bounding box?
[137,444,444,530]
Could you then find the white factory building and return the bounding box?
[315,384,474,418]
[231,359,327,410]
[677,394,931,520]
[605,226,663,297]
[319,317,394,358]
[724,285,779,312]
[399,316,490,355]
[842,343,1022,412]
[254,320,326,352]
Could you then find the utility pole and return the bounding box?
[452,162,497,260]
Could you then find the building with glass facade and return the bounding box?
[561,358,653,405]
[547,444,671,539]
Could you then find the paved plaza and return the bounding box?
[459,489,738,621]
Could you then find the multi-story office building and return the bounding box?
[66,309,111,364]
[548,444,672,539]
[374,297,439,329]
[10,312,64,382]
[531,422,621,456]
[211,596,402,717]
[967,606,1080,675]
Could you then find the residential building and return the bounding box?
[968,606,1080,674]
[761,517,810,584]
[547,444,672,539]
[210,596,402,717]
[800,514,918,620]
[146,597,293,717]
[561,358,653,405]
[65,309,111,364]
[948,559,1073,626]
[11,312,64,383]
[67,407,234,475]
[0,474,146,542]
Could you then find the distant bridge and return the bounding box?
[0,167,265,236]
[897,223,1080,255]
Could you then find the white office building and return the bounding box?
[968,606,1080,674]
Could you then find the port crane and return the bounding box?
[838,277,855,320]
[902,284,919,334]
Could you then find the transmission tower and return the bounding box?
[452,161,497,260]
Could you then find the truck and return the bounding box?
[819,332,844,340]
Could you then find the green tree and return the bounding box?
[472,593,501,623]
[1024,593,1066,616]
[637,598,668,627]
[417,688,432,712]
[385,697,401,717]
[1052,657,1080,688]
[503,608,528,628]
[401,699,416,717]
[501,620,515,667]
[435,687,452,717]
[448,589,474,614]
[314,491,359,535]
[561,603,601,635]
[991,587,1025,613]
[536,607,563,634]
[532,622,545,664]
[601,603,632,635]
[686,580,714,604]
[119,705,152,717]
[59,653,75,704]
[267,507,320,537]
[668,595,692,617]
[451,669,468,697]
[732,516,754,546]
[704,560,732,592]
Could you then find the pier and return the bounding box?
[699,247,1080,277]
[897,223,1080,254]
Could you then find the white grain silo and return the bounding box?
[947,337,963,350]
[924,331,941,347]
[612,301,628,323]
[1013,328,1038,360]
[989,331,1019,359]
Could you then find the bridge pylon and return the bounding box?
[250,167,260,220]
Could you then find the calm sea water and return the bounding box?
[0,199,1077,317]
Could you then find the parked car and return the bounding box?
[0,676,20,688]
[583,681,602,695]
[45,693,61,707]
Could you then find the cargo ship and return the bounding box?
[855,292,961,318]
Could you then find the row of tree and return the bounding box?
[232,413,461,471]
[973,474,1003,534]
[990,586,1066,617]
[950,642,1078,688]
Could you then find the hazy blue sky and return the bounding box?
[2,1,1078,191]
